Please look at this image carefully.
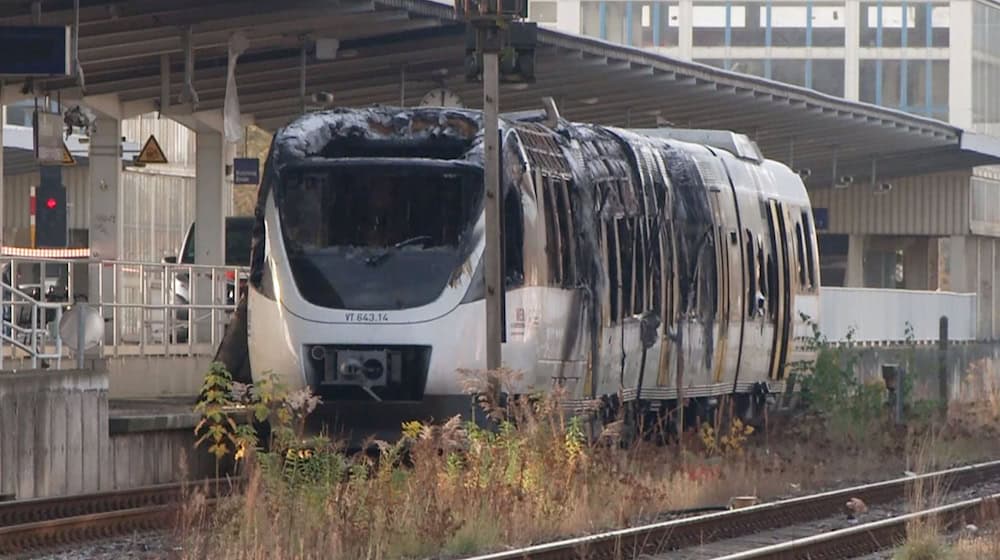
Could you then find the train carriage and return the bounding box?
[242,105,820,437]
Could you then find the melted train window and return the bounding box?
[503,188,524,288]
[745,229,757,317]
[795,222,808,288]
[605,222,620,321]
[540,175,577,287]
[802,211,817,289]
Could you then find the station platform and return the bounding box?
[108,397,201,434]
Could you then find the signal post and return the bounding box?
[455,0,536,373]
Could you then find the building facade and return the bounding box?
[531,0,1000,337]
[532,0,999,129]
[1,104,264,263]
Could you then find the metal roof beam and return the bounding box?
[109,42,559,102]
[0,0,354,28]
[77,2,378,47]
[130,50,605,108]
[244,66,642,119]
[77,6,393,65]
[196,61,624,112]
[51,31,465,99]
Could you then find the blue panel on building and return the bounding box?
[233,158,260,185]
[813,207,829,231]
[0,26,69,76]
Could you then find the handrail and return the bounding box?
[0,255,250,271]
[1,281,67,370]
[0,256,245,367]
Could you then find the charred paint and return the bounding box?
[229,106,811,420]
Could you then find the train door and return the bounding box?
[709,192,730,385]
[765,199,793,380]
[713,196,745,388]
[533,170,591,396]
[656,213,679,388]
[696,153,743,389]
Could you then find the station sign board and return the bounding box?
[813,207,829,231]
[0,26,71,76]
[234,157,260,185]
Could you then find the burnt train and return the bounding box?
[240,104,820,437]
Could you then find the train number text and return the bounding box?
[345,312,390,323]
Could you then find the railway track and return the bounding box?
[0,478,240,556]
[709,493,1000,559]
[464,459,1000,560]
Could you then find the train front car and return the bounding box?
[246,108,505,435]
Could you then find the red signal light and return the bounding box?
[45,197,57,209]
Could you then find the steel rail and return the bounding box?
[0,478,239,555]
[461,459,1000,560]
[0,477,241,527]
[714,493,1000,560]
[0,504,177,555]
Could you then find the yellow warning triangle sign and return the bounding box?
[60,142,75,166]
[136,134,168,164]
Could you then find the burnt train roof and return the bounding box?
[267,106,808,205]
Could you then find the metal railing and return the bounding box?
[0,281,65,369]
[0,256,246,369]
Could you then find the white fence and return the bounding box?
[819,287,978,344]
[0,256,246,369]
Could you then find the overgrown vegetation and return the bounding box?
[181,320,1000,559]
[788,315,954,453]
[184,366,788,559]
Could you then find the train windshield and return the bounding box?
[277,163,484,310]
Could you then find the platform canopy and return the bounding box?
[1,0,998,187]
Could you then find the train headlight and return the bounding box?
[340,358,363,379]
[363,359,384,380]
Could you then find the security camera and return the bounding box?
[834,175,854,189]
[874,182,893,194]
[312,91,335,105]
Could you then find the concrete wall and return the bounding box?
[0,368,109,500]
[107,356,212,399]
[835,341,1000,404]
[108,429,218,489]
[0,366,219,499]
[820,287,977,343]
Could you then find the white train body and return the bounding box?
[245,107,820,433]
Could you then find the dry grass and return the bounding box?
[176,365,1000,560]
[951,526,1000,559]
[892,397,1000,560]
[179,369,801,559]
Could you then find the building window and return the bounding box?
[860,2,949,48]
[582,1,678,46]
[693,3,746,47]
[529,0,558,23]
[771,59,808,87]
[973,1,1000,136]
[692,2,845,48]
[726,58,767,77]
[812,59,845,96]
[707,57,840,95]
[861,59,948,119]
[766,4,846,47]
